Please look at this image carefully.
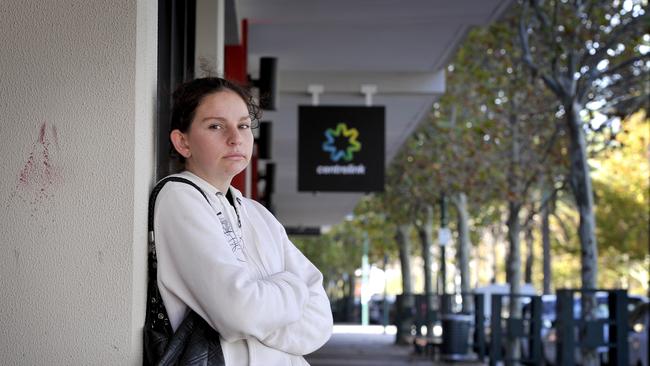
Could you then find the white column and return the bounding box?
[0,1,157,364]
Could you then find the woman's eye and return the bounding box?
[239,124,251,130]
[209,124,223,130]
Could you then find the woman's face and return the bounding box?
[174,90,254,191]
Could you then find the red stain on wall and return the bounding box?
[14,122,60,210]
[38,123,46,144]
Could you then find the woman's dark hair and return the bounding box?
[171,77,262,133]
[169,77,262,164]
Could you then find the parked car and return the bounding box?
[629,302,649,366]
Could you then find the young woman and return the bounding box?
[153,77,333,365]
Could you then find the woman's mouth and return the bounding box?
[223,153,246,160]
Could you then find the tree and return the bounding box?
[368,166,421,344]
[292,225,362,303]
[541,186,558,294]
[518,2,649,362]
[447,12,573,360]
[407,95,502,313]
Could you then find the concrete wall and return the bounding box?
[0,0,157,364]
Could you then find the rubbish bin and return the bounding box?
[441,313,472,360]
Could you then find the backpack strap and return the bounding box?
[148,176,209,237]
[145,177,209,336]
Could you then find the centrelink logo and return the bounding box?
[322,122,362,162]
[317,122,366,176]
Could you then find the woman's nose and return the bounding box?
[226,127,242,145]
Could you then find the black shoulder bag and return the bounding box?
[143,177,225,366]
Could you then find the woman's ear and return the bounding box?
[170,129,191,158]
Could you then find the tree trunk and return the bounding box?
[347,273,356,323]
[567,101,599,366]
[452,193,472,313]
[491,225,500,284]
[417,205,435,336]
[397,224,414,295]
[506,201,523,364]
[524,222,534,285]
[506,205,522,295]
[566,102,599,289]
[542,187,554,295]
[395,224,414,344]
[506,111,522,364]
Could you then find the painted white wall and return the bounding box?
[0,0,157,364]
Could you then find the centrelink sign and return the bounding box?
[298,106,385,192]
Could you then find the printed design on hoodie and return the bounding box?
[216,211,246,262]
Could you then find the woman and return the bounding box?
[154,77,333,365]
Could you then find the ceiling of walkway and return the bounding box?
[236,0,513,230]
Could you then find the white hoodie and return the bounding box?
[153,171,333,365]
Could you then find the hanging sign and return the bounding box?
[298,106,385,192]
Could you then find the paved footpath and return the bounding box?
[305,325,486,366]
